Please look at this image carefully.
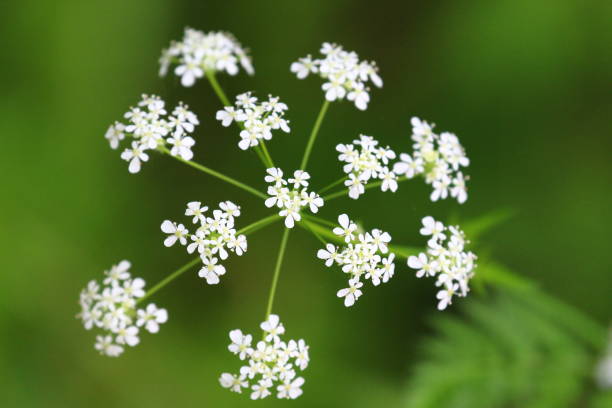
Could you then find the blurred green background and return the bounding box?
[1,0,611,407]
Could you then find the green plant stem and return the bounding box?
[302,213,336,228]
[238,214,281,235]
[318,176,347,194]
[137,257,201,305]
[301,220,327,245]
[205,70,273,168]
[300,99,330,170]
[323,176,409,201]
[159,146,266,199]
[137,215,280,305]
[264,228,291,320]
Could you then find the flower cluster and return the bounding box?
[161,201,247,284]
[291,42,382,110]
[393,117,469,203]
[105,94,199,174]
[408,216,477,310]
[159,28,254,86]
[216,92,290,150]
[336,134,397,199]
[77,260,168,357]
[219,314,309,400]
[264,168,324,228]
[317,214,395,307]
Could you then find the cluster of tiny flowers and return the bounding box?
[159,28,254,86]
[264,168,324,228]
[160,201,247,284]
[77,261,168,357]
[407,216,477,310]
[291,42,382,110]
[317,214,396,307]
[336,134,397,199]
[393,117,469,203]
[216,92,290,150]
[105,94,199,174]
[219,314,309,400]
[596,328,612,389]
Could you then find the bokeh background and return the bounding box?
[1,0,611,407]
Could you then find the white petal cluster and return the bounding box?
[393,117,470,203]
[216,92,290,150]
[106,94,199,174]
[337,134,397,199]
[219,314,309,400]
[160,201,247,284]
[596,328,612,389]
[264,168,324,228]
[77,260,168,357]
[159,28,254,86]
[318,214,395,307]
[291,42,382,110]
[408,216,477,310]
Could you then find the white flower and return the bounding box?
[337,278,363,307]
[220,315,309,400]
[408,217,477,310]
[174,54,204,87]
[136,303,168,333]
[120,142,149,174]
[167,134,195,160]
[160,220,189,247]
[333,214,357,243]
[393,116,470,203]
[291,43,382,110]
[78,261,168,357]
[317,244,339,266]
[261,314,285,343]
[106,95,199,172]
[185,201,208,224]
[105,122,125,149]
[198,256,226,284]
[264,168,323,229]
[228,329,253,360]
[95,335,124,357]
[217,93,290,151]
[220,373,248,393]
[337,135,397,199]
[277,376,304,399]
[160,29,253,84]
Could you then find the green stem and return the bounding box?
[205,70,273,168]
[160,146,266,200]
[300,99,330,170]
[205,70,231,106]
[137,257,201,305]
[318,176,347,194]
[138,215,280,305]
[259,140,275,168]
[264,228,291,319]
[302,213,337,228]
[323,176,409,201]
[238,214,281,235]
[301,220,327,245]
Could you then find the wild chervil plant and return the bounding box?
[78,27,476,400]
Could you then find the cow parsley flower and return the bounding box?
[160,201,248,284]
[219,314,309,400]
[77,260,168,357]
[291,42,382,110]
[216,92,290,150]
[318,214,395,307]
[264,168,324,228]
[393,117,470,203]
[407,216,477,310]
[159,28,254,86]
[106,95,199,173]
[336,135,397,199]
